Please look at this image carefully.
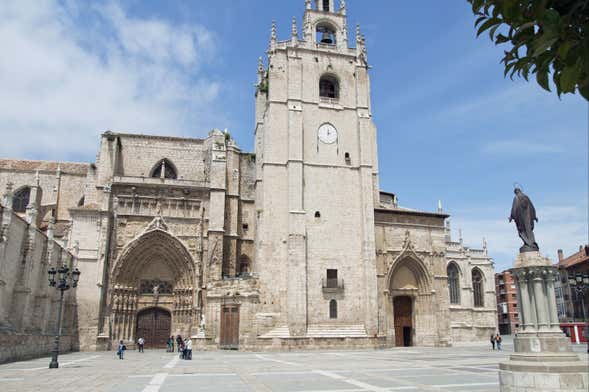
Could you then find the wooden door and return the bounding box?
[220,305,240,349]
[393,296,413,347]
[135,308,171,348]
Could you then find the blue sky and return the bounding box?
[0,0,587,271]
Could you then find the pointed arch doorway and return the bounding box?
[136,307,171,348]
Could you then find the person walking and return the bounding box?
[166,336,173,352]
[117,340,126,360]
[496,334,502,350]
[490,334,495,350]
[137,337,145,353]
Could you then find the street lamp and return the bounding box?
[568,272,589,353]
[47,264,81,368]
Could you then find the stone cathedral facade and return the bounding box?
[0,0,496,353]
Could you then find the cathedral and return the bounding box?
[0,0,496,356]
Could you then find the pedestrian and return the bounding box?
[137,337,145,353]
[182,337,188,360]
[179,340,185,359]
[176,335,182,353]
[496,334,502,350]
[490,334,495,350]
[117,340,126,360]
[185,337,192,360]
[166,336,173,352]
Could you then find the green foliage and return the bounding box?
[468,0,589,100]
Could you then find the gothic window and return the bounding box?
[12,187,31,213]
[447,262,460,304]
[323,0,330,12]
[329,299,337,319]
[151,159,178,180]
[320,74,339,99]
[472,268,484,307]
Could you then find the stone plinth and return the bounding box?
[499,251,588,391]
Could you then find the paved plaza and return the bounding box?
[0,338,587,392]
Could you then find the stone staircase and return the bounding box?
[258,324,368,339]
[307,324,368,338]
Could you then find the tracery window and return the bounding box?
[447,263,460,305]
[472,268,484,307]
[329,299,337,319]
[319,74,339,99]
[139,279,173,295]
[151,159,178,180]
[12,187,31,213]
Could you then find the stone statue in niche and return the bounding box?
[509,187,539,253]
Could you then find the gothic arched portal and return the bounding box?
[109,228,197,344]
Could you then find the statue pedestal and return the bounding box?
[499,252,588,391]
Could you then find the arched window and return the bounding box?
[319,74,339,99]
[12,187,31,213]
[472,268,484,307]
[316,23,336,45]
[237,256,251,277]
[151,159,177,180]
[447,263,460,304]
[329,299,337,319]
[323,0,330,12]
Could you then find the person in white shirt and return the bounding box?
[137,337,145,353]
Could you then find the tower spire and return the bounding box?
[269,20,277,50]
[291,17,298,45]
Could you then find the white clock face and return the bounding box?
[318,123,338,144]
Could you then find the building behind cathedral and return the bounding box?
[0,1,496,360]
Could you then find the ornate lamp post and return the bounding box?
[47,264,81,369]
[568,272,589,352]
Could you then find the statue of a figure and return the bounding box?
[152,284,160,299]
[509,188,539,252]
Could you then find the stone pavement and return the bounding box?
[0,337,587,392]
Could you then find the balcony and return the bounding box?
[322,277,344,293]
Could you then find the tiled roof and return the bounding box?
[0,159,89,175]
[558,246,589,268]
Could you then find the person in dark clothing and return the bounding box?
[176,335,182,353]
[490,334,495,350]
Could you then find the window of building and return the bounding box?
[151,159,178,179]
[323,0,330,12]
[319,74,339,99]
[326,269,338,288]
[447,263,460,304]
[315,211,321,219]
[12,187,31,213]
[472,268,484,307]
[329,299,337,319]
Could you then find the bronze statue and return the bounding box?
[509,187,539,252]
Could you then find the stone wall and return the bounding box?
[0,201,79,363]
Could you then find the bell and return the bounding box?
[320,31,333,44]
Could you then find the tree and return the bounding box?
[468,0,589,100]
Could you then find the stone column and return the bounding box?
[531,268,549,331]
[515,270,535,332]
[500,251,588,392]
[544,269,561,332]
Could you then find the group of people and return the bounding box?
[115,335,192,359]
[490,333,502,350]
[168,335,192,360]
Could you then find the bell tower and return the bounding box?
[254,0,379,337]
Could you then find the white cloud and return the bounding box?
[451,201,588,272]
[0,0,222,161]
